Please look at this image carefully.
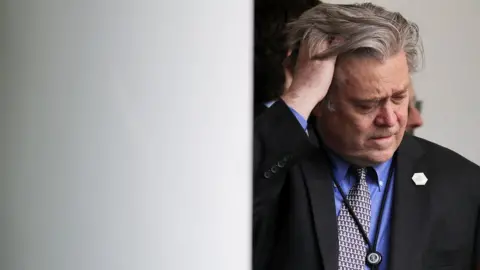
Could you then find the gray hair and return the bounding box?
[286,2,424,73]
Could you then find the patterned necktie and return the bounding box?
[337,167,371,270]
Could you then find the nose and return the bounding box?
[406,106,423,132]
[375,103,397,127]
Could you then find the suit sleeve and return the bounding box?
[252,100,314,269]
[474,190,480,269]
[471,199,480,270]
[472,167,480,269]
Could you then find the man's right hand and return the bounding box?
[281,39,338,120]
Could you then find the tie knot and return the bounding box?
[351,166,368,183]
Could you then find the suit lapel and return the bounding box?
[389,135,430,270]
[301,145,338,270]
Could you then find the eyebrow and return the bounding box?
[353,88,409,103]
[392,88,409,96]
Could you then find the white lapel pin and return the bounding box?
[412,172,428,185]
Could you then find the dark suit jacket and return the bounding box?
[253,100,480,270]
[254,102,268,119]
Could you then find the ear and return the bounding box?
[283,65,293,91]
[283,49,294,91]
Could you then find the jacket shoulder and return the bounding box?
[413,136,480,171]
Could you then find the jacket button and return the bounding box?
[264,171,272,179]
[277,160,286,168]
[271,165,279,173]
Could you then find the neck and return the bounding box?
[314,125,390,168]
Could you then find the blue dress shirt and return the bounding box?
[264,101,394,270]
[329,152,394,270]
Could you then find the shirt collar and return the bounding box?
[264,100,276,108]
[327,150,393,189]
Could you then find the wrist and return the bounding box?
[281,92,318,120]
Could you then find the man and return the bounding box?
[253,3,480,270]
[254,0,424,134]
[407,87,424,133]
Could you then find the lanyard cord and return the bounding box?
[327,154,396,261]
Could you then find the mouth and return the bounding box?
[370,134,395,141]
[373,135,392,139]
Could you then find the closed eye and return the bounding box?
[358,104,374,110]
[392,95,407,104]
[356,102,378,113]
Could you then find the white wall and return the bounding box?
[2,1,251,270]
[328,0,480,164]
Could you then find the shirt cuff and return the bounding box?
[264,100,308,131]
[288,107,308,131]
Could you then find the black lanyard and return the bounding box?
[327,154,396,269]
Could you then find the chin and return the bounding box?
[373,147,397,161]
[368,154,393,165]
[352,149,396,166]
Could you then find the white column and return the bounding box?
[2,1,252,270]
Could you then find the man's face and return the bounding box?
[314,51,410,166]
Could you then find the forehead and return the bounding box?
[334,51,411,98]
